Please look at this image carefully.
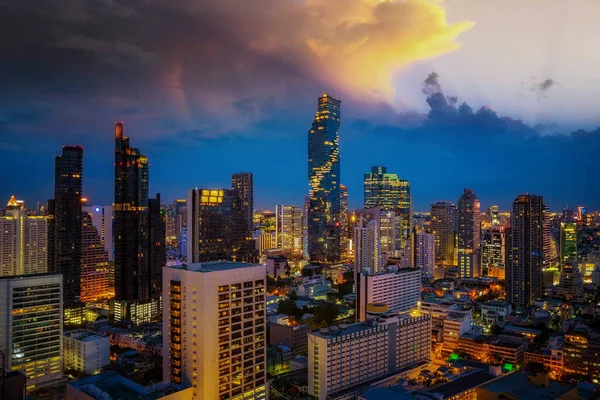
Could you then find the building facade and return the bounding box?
[414,230,435,280]
[163,261,267,400]
[80,211,114,303]
[307,94,341,264]
[559,222,577,264]
[507,194,545,307]
[275,205,304,259]
[231,172,254,232]
[63,331,110,375]
[431,201,457,267]
[82,205,113,261]
[0,274,63,391]
[481,225,505,275]
[340,184,349,260]
[457,189,481,278]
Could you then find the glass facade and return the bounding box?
[307,94,341,263]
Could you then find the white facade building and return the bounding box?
[443,312,472,353]
[308,311,431,400]
[414,231,435,280]
[297,275,331,299]
[82,205,113,261]
[354,217,382,275]
[480,300,512,327]
[163,261,267,400]
[357,268,421,321]
[64,331,110,375]
[0,274,63,391]
[0,209,48,276]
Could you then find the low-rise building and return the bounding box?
[64,330,110,375]
[297,275,331,299]
[269,323,310,355]
[443,312,472,355]
[477,371,577,399]
[480,300,512,327]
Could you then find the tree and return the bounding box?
[290,290,298,301]
[278,299,302,321]
[490,324,503,335]
[309,302,340,328]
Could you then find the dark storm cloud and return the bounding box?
[522,77,556,100]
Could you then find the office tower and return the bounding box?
[430,201,457,267]
[560,222,577,264]
[363,166,412,260]
[307,94,341,264]
[357,268,422,321]
[163,261,267,400]
[414,230,435,279]
[50,145,83,307]
[308,311,431,400]
[0,274,63,390]
[559,263,583,301]
[80,211,113,303]
[379,211,398,258]
[457,189,481,277]
[303,196,309,260]
[354,217,382,275]
[174,199,187,241]
[275,205,304,259]
[0,205,48,276]
[340,184,349,259]
[82,205,113,261]
[188,189,255,263]
[162,202,176,242]
[231,172,254,231]
[487,205,500,226]
[481,225,505,274]
[113,123,164,313]
[507,194,544,307]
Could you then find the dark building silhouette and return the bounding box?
[231,172,254,231]
[457,189,481,277]
[49,145,83,307]
[307,94,341,264]
[507,194,545,307]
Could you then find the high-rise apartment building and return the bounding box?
[82,205,113,261]
[363,166,412,260]
[231,172,254,231]
[188,189,255,263]
[357,268,422,321]
[486,205,499,226]
[80,211,113,303]
[163,261,267,400]
[275,205,304,259]
[481,225,505,274]
[559,263,583,301]
[414,230,435,279]
[113,123,164,312]
[560,222,577,264]
[0,274,63,391]
[0,206,48,277]
[507,194,545,307]
[340,184,349,260]
[308,312,431,400]
[307,94,341,264]
[457,189,481,277]
[50,145,83,307]
[354,217,382,275]
[380,211,398,258]
[430,201,457,267]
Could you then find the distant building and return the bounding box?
[340,184,349,260]
[559,263,583,301]
[480,300,512,327]
[64,330,110,375]
[559,222,577,264]
[82,205,113,261]
[507,194,545,307]
[431,201,457,267]
[308,312,431,400]
[354,216,382,275]
[443,312,472,355]
[487,205,500,226]
[80,211,113,303]
[477,370,577,400]
[414,230,435,279]
[163,261,267,400]
[269,323,311,355]
[564,327,600,380]
[266,255,289,278]
[0,274,63,391]
[275,205,304,258]
[231,172,254,231]
[457,189,481,278]
[357,268,421,322]
[297,275,331,299]
[482,225,505,275]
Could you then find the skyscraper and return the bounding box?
[80,211,113,303]
[231,172,254,231]
[113,122,164,306]
[507,194,545,307]
[363,166,412,260]
[487,205,500,226]
[307,94,341,264]
[163,261,267,400]
[430,201,457,267]
[187,189,256,263]
[457,189,481,277]
[275,205,304,259]
[82,205,113,261]
[354,217,382,275]
[50,145,83,307]
[414,230,436,279]
[340,184,349,260]
[560,222,577,264]
[481,225,505,274]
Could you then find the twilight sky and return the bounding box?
[1,0,599,211]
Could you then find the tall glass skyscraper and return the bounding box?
[231,172,254,231]
[307,94,341,263]
[457,189,481,277]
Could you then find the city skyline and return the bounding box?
[2,1,600,211]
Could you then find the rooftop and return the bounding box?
[479,372,576,399]
[68,372,179,399]
[66,330,107,343]
[173,260,260,273]
[360,386,414,400]
[422,370,496,398]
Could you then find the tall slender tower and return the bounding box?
[507,194,544,307]
[457,189,481,277]
[51,145,83,307]
[113,122,164,306]
[307,94,341,264]
[231,172,254,231]
[354,217,382,275]
[340,184,349,260]
[430,201,457,267]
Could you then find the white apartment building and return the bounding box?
[480,300,512,327]
[420,297,472,327]
[64,330,110,375]
[308,311,431,400]
[357,268,421,321]
[443,312,472,354]
[414,231,435,279]
[275,205,304,258]
[0,209,48,276]
[0,274,63,391]
[297,275,331,299]
[163,261,267,400]
[354,217,383,275]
